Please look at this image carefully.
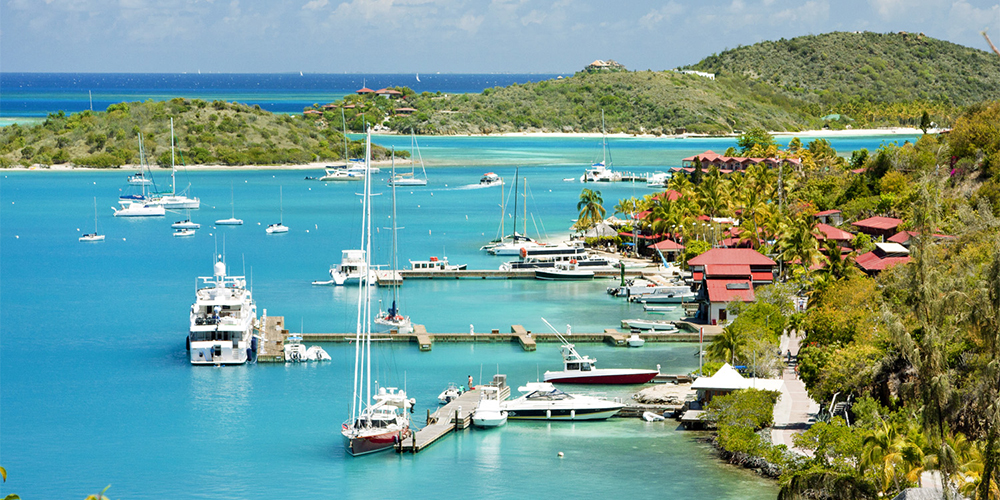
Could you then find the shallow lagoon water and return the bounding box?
[0,134,918,499]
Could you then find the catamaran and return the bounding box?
[342,130,414,456]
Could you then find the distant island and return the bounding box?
[1,31,998,168]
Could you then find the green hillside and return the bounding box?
[0,98,395,168]
[686,31,1000,106]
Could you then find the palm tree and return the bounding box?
[613,197,639,218]
[707,322,749,365]
[576,188,606,230]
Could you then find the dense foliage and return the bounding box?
[0,99,395,168]
[687,31,1000,125]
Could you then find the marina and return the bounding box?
[0,132,917,499]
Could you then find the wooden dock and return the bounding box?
[256,315,287,363]
[396,383,512,453]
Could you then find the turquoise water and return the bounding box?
[0,134,918,499]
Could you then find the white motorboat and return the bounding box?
[645,171,671,188]
[627,333,645,347]
[534,260,595,281]
[343,130,414,457]
[543,334,659,384]
[80,197,105,242]
[473,385,508,428]
[479,172,503,187]
[172,219,200,229]
[113,201,165,217]
[409,256,467,271]
[127,171,152,186]
[325,249,375,286]
[501,244,617,272]
[437,383,462,404]
[631,286,697,303]
[623,319,678,332]
[319,168,363,181]
[265,186,289,234]
[612,280,687,298]
[502,382,624,421]
[283,334,331,362]
[215,184,243,225]
[187,255,258,365]
[643,411,666,422]
[643,304,678,312]
[173,228,196,237]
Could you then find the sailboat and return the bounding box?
[342,130,414,456]
[580,110,619,183]
[216,184,243,225]
[486,170,547,256]
[79,197,105,242]
[114,133,166,217]
[155,118,200,209]
[266,186,289,234]
[389,131,427,186]
[375,148,414,335]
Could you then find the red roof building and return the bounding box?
[816,223,854,243]
[679,150,801,174]
[356,87,375,95]
[886,230,955,246]
[375,88,403,98]
[852,216,903,240]
[813,209,843,225]
[855,242,910,275]
[688,249,776,325]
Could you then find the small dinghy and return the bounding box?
[643,411,666,422]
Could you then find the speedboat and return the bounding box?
[215,217,244,226]
[543,338,658,384]
[173,228,196,237]
[623,319,678,332]
[172,219,200,229]
[473,385,508,428]
[437,383,462,404]
[629,285,696,303]
[187,256,258,365]
[627,333,645,347]
[534,260,595,281]
[409,256,467,271]
[479,172,503,187]
[319,168,363,181]
[502,382,624,420]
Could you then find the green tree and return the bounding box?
[576,188,606,230]
[737,127,777,155]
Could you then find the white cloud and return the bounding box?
[302,0,329,10]
[457,11,484,33]
[639,2,684,30]
[521,9,546,26]
[773,0,829,24]
[948,0,1000,38]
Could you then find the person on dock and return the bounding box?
[468,375,474,389]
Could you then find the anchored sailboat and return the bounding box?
[375,148,414,335]
[79,197,105,242]
[342,130,414,456]
[389,131,427,186]
[216,183,243,225]
[266,186,289,234]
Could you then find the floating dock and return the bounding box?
[397,379,512,453]
[371,268,646,285]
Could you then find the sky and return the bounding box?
[1,0,998,73]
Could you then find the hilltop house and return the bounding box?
[676,151,801,174]
[855,242,910,275]
[584,59,627,72]
[852,216,903,240]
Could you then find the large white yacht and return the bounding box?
[499,244,618,271]
[187,256,258,365]
[501,382,624,420]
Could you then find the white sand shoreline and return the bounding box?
[3,127,928,171]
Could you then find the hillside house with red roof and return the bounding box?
[886,230,955,247]
[852,216,903,240]
[856,242,910,275]
[816,223,854,245]
[688,249,776,324]
[355,87,375,95]
[813,209,843,226]
[375,88,403,98]
[675,150,801,174]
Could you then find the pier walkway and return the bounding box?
[256,314,287,363]
[397,382,512,453]
[771,332,820,454]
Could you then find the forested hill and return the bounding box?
[685,31,1000,106]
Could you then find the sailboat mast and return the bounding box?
[363,129,373,409]
[601,110,607,167]
[512,168,519,237]
[391,147,399,307]
[93,197,98,232]
[342,108,349,161]
[170,117,176,196]
[279,186,283,224]
[523,177,528,238]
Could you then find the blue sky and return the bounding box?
[2,0,998,73]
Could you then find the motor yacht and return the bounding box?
[409,256,466,271]
[500,244,617,272]
[479,172,503,187]
[543,337,658,384]
[623,319,678,332]
[534,260,595,281]
[187,256,258,365]
[327,249,376,286]
[473,385,508,428]
[502,382,624,420]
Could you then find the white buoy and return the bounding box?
[558,452,564,458]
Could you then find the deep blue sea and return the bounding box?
[0,74,921,500]
[0,73,568,119]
